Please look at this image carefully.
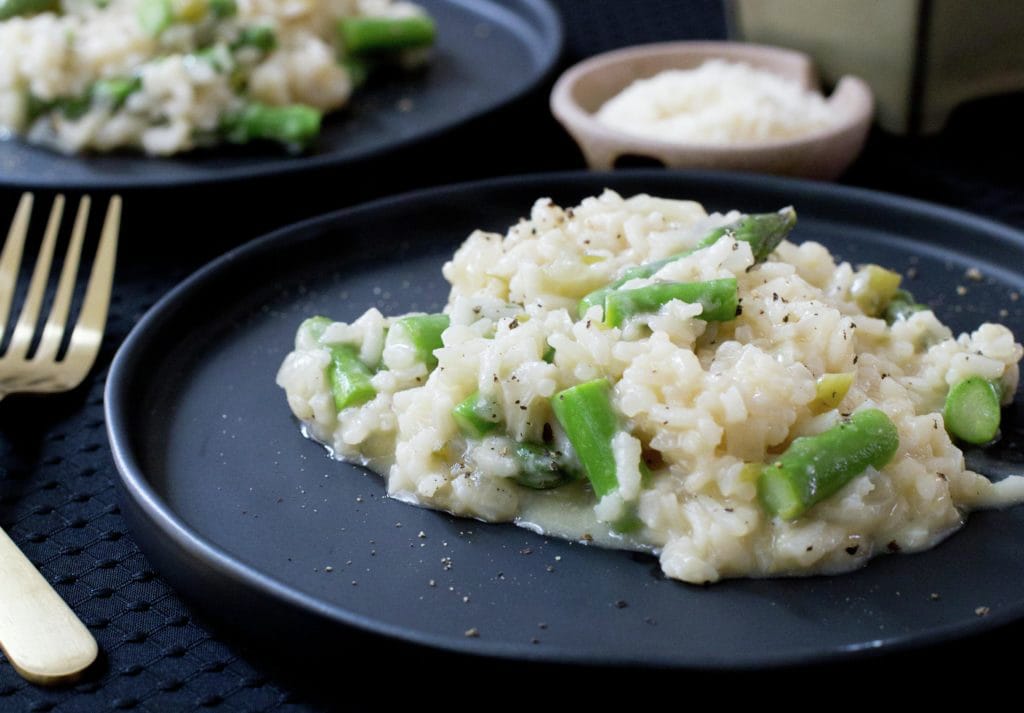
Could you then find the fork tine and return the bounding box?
[0,193,34,344]
[62,196,120,384]
[6,195,65,360]
[34,196,89,363]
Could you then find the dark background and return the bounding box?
[3,0,1024,709]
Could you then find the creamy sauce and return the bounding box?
[307,424,654,552]
[516,485,656,552]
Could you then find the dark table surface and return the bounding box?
[3,1,1024,709]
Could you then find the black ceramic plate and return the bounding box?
[106,171,1024,669]
[0,0,561,191]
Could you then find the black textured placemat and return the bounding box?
[3,1,1024,710]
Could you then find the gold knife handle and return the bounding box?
[0,526,98,685]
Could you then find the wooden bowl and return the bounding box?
[550,41,874,180]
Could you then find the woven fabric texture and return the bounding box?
[2,0,1024,710]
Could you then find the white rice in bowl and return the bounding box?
[276,190,1024,584]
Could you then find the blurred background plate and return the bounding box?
[106,170,1024,669]
[0,0,562,191]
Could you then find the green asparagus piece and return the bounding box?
[392,313,449,369]
[851,264,902,317]
[221,103,322,149]
[209,0,237,18]
[337,15,436,55]
[93,77,143,109]
[0,0,58,20]
[25,93,50,123]
[551,379,620,497]
[27,75,142,124]
[299,315,332,343]
[194,44,234,73]
[811,372,854,412]
[602,277,739,327]
[578,207,796,318]
[138,0,173,35]
[758,408,899,520]
[233,25,277,52]
[698,206,798,262]
[452,391,502,438]
[944,376,1002,445]
[884,288,927,323]
[56,94,92,120]
[513,443,575,490]
[340,56,372,89]
[328,345,376,410]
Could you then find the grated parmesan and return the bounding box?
[596,59,837,144]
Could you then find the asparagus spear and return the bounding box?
[337,15,436,55]
[452,391,502,438]
[0,0,58,20]
[221,103,322,149]
[232,26,277,52]
[391,313,449,369]
[299,316,332,343]
[513,443,575,490]
[578,207,796,318]
[93,77,143,109]
[551,379,621,497]
[944,376,1002,445]
[811,372,855,412]
[758,408,899,520]
[209,0,237,18]
[138,0,172,35]
[327,345,376,410]
[851,264,902,317]
[341,57,372,89]
[884,288,927,323]
[26,75,142,125]
[602,277,739,327]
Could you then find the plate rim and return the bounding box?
[105,169,1024,668]
[0,0,564,191]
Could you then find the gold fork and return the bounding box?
[0,193,120,685]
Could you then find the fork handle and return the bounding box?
[0,526,98,685]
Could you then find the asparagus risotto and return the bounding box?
[277,191,1024,584]
[0,0,434,155]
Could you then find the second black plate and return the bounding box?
[106,171,1024,669]
[0,0,562,191]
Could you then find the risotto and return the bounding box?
[277,191,1024,584]
[0,0,434,155]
